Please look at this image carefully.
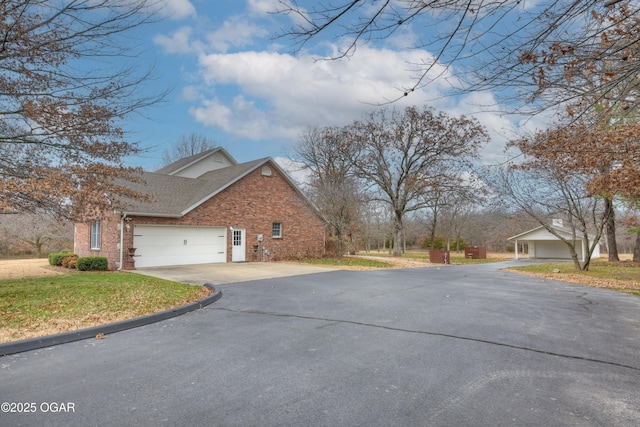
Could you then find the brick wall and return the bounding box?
[74,211,122,271]
[75,161,326,270]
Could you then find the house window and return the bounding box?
[233,230,242,246]
[90,220,101,250]
[272,222,282,238]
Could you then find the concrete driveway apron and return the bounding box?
[1,261,639,426]
[132,262,338,285]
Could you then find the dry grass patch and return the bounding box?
[353,250,511,265]
[0,258,64,280]
[506,259,640,295]
[296,257,396,270]
[0,270,210,343]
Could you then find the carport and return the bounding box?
[508,224,600,261]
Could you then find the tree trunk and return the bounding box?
[429,217,438,250]
[568,245,584,271]
[392,211,403,256]
[604,197,619,262]
[35,242,44,258]
[337,232,343,260]
[633,232,640,263]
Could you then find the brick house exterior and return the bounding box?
[74,149,326,270]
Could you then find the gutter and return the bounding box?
[118,213,127,271]
[119,211,181,218]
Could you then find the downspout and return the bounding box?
[118,213,127,271]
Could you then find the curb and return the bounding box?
[0,283,222,357]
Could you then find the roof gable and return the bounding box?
[154,147,237,178]
[509,225,598,242]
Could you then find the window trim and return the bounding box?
[272,222,282,238]
[90,220,101,250]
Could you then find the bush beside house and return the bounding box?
[48,251,108,271]
[75,257,108,271]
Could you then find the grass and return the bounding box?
[355,250,511,264]
[450,255,511,264]
[298,250,512,268]
[299,257,394,268]
[355,251,429,260]
[506,259,640,295]
[316,251,639,295]
[0,271,210,343]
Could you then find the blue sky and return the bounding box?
[124,0,551,172]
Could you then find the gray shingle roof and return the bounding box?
[119,158,269,217]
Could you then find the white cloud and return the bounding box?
[450,91,518,164]
[273,157,312,187]
[151,1,546,164]
[247,0,279,16]
[206,16,269,53]
[189,98,233,132]
[179,85,202,102]
[190,46,455,141]
[157,0,197,20]
[154,26,202,54]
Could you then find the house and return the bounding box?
[508,221,600,261]
[74,148,327,270]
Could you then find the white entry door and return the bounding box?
[231,228,246,262]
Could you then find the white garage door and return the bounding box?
[535,240,572,259]
[133,225,226,268]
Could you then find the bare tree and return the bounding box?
[162,133,219,166]
[294,127,362,258]
[439,194,479,253]
[486,166,607,271]
[462,207,537,252]
[420,178,482,251]
[360,200,393,253]
[508,121,640,261]
[0,212,73,257]
[343,106,488,256]
[622,205,640,262]
[0,0,165,220]
[276,1,639,119]
[515,4,640,121]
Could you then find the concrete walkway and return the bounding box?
[133,261,338,285]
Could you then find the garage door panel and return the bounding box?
[536,241,570,259]
[133,225,226,268]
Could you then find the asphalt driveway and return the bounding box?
[1,262,639,426]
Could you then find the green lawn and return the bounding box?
[0,271,209,343]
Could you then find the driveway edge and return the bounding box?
[0,283,221,357]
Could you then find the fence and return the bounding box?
[429,249,450,264]
[464,246,487,259]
